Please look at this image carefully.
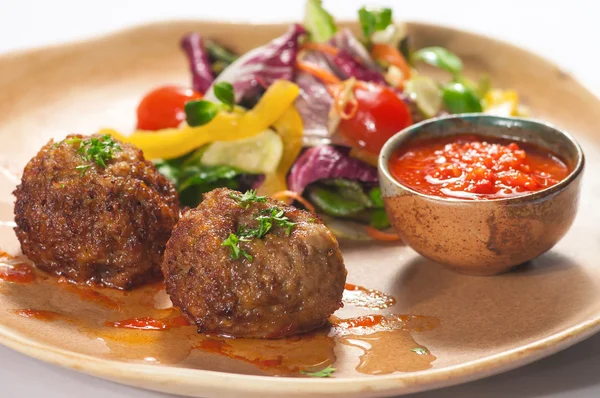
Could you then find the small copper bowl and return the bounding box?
[378,114,585,275]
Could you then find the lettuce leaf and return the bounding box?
[304,0,338,42]
[154,152,257,208]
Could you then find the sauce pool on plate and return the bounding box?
[389,134,570,199]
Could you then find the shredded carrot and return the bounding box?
[325,84,337,97]
[370,44,411,86]
[364,226,401,241]
[296,60,341,85]
[301,42,340,56]
[328,78,359,120]
[353,80,372,90]
[271,190,316,213]
[335,92,358,119]
[327,80,371,94]
[327,80,376,121]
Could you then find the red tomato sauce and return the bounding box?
[0,263,35,284]
[331,314,385,329]
[389,135,570,199]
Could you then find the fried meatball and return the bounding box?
[14,134,180,289]
[162,188,347,338]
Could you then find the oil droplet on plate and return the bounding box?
[194,328,336,376]
[331,314,439,374]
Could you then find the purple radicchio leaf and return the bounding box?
[331,50,387,84]
[206,24,306,104]
[294,50,340,146]
[328,28,381,71]
[180,33,215,94]
[288,145,378,194]
[294,30,385,145]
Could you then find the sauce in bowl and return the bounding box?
[389,134,570,199]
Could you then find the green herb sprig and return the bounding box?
[184,81,235,127]
[222,191,297,261]
[237,206,297,240]
[229,189,267,209]
[257,207,297,236]
[442,82,483,113]
[410,347,429,355]
[412,47,463,76]
[410,47,487,114]
[223,206,297,260]
[301,365,335,378]
[221,232,253,261]
[63,134,121,175]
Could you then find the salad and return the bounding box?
[101,0,524,240]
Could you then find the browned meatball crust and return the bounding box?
[162,188,347,338]
[14,134,180,289]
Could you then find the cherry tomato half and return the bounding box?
[136,85,203,131]
[338,84,413,155]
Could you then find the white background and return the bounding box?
[1,1,599,397]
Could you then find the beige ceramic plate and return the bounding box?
[1,20,600,398]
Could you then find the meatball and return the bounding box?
[14,134,180,289]
[162,188,347,338]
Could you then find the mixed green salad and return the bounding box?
[102,0,524,240]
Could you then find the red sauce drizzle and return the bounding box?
[389,134,570,199]
[0,263,35,283]
[105,315,190,330]
[0,251,35,284]
[332,314,385,329]
[0,247,437,377]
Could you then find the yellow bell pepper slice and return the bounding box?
[483,89,519,116]
[258,106,304,196]
[99,80,300,160]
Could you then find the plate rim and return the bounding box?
[2,18,598,101]
[1,314,599,396]
[2,18,600,397]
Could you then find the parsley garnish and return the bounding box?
[221,233,252,261]
[221,192,297,261]
[257,207,296,236]
[238,207,297,239]
[229,189,267,209]
[301,365,335,378]
[410,347,429,355]
[64,134,121,175]
[75,165,91,175]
